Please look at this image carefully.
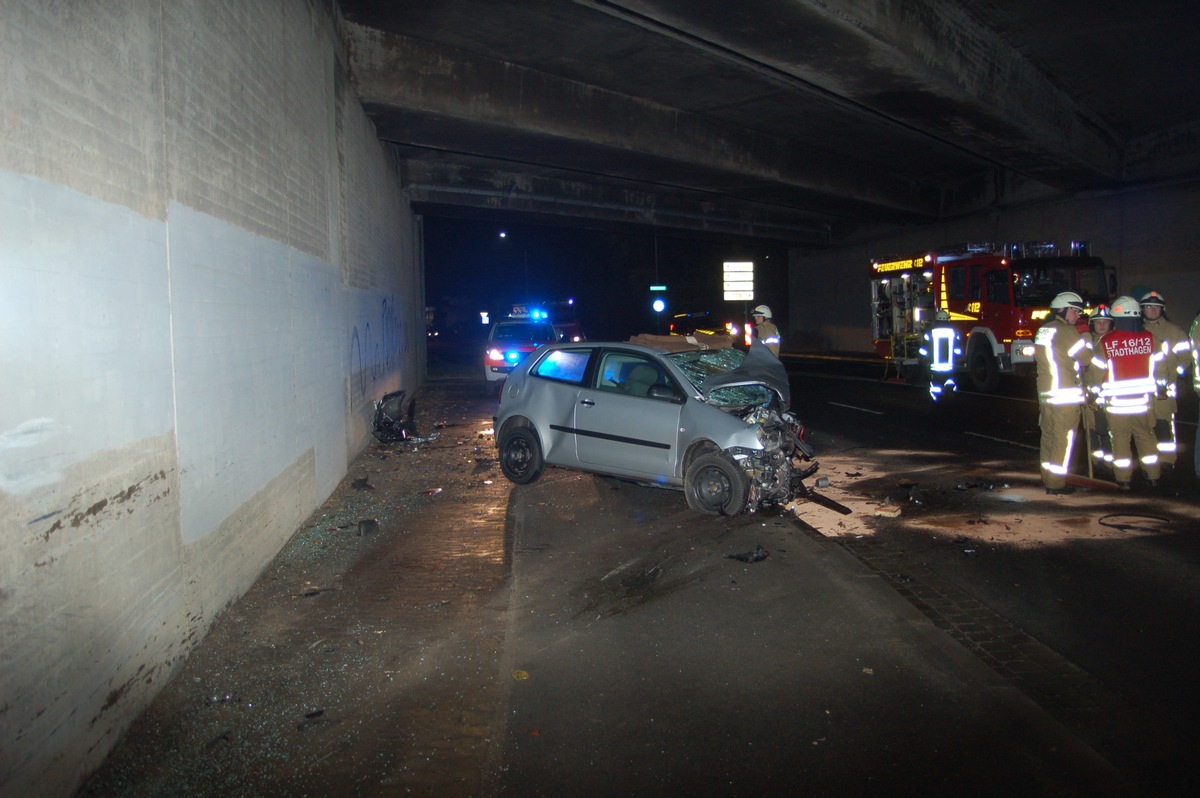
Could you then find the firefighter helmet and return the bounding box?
[1109,295,1142,318]
[1138,291,1166,309]
[752,305,772,318]
[935,309,951,321]
[1049,291,1085,311]
[1089,305,1112,328]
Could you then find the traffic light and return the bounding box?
[650,284,667,314]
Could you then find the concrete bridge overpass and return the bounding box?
[341,0,1200,245]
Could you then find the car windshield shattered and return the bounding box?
[668,342,789,408]
[669,348,758,404]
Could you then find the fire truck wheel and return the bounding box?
[968,345,999,393]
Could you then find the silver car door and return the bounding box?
[573,352,682,479]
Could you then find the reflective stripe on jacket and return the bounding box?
[1034,318,1089,405]
[1144,316,1191,397]
[1095,330,1162,415]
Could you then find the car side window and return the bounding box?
[531,349,590,384]
[596,353,667,398]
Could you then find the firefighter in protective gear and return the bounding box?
[1094,296,1163,489]
[1084,306,1114,471]
[1139,291,1190,469]
[918,309,960,401]
[1034,292,1092,494]
[751,304,781,356]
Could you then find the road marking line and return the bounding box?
[964,431,1037,450]
[827,402,884,415]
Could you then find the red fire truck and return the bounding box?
[870,241,1116,391]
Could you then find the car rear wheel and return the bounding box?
[684,452,749,515]
[499,426,545,485]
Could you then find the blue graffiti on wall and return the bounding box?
[350,296,405,405]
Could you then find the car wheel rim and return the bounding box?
[505,439,530,475]
[696,467,731,508]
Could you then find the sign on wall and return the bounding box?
[723,261,754,301]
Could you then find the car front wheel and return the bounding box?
[499,425,545,485]
[684,452,749,515]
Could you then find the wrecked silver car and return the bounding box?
[493,338,817,515]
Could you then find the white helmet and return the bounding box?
[1109,295,1142,318]
[1139,291,1166,309]
[934,309,951,321]
[1049,291,1085,311]
[752,305,772,318]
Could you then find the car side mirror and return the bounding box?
[647,384,685,404]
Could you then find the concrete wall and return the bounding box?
[787,182,1200,352]
[0,2,421,795]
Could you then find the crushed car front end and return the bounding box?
[668,340,818,514]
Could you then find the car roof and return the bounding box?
[538,341,670,355]
[535,340,788,405]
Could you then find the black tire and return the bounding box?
[684,452,750,515]
[968,344,999,393]
[498,425,545,485]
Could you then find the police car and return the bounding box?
[484,307,560,383]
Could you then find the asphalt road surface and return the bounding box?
[81,348,1200,797]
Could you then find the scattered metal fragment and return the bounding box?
[373,390,418,442]
[815,475,830,488]
[295,708,331,731]
[727,545,769,563]
[203,730,231,750]
[420,487,442,496]
[357,518,379,536]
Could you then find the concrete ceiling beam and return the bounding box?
[346,22,956,221]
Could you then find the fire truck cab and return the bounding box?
[871,241,1115,392]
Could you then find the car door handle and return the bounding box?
[580,399,595,406]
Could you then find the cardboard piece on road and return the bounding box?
[626,332,733,351]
